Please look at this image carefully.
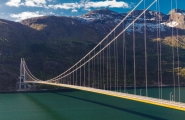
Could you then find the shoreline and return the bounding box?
[0,85,185,93]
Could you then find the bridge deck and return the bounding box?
[25,81,185,112]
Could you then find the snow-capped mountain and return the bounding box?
[76,8,185,35]
[20,8,185,40]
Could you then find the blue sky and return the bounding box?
[0,0,185,22]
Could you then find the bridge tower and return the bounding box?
[18,58,27,90]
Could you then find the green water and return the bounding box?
[0,88,185,120]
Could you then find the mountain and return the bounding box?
[0,8,185,91]
[168,9,185,29]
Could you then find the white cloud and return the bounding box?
[72,9,78,13]
[25,1,36,7]
[84,0,129,9]
[6,0,23,7]
[10,11,45,21]
[6,0,47,7]
[48,0,129,10]
[48,3,80,10]
[25,0,46,7]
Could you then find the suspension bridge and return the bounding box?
[19,0,185,111]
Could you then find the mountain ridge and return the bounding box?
[19,8,185,38]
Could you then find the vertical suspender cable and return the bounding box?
[73,68,74,85]
[156,0,161,99]
[107,38,109,90]
[88,55,90,87]
[93,51,96,88]
[175,0,180,103]
[109,39,112,91]
[97,53,99,88]
[70,72,71,84]
[76,66,77,85]
[84,59,85,86]
[80,62,81,86]
[158,0,163,100]
[144,0,148,97]
[171,0,176,101]
[91,54,93,87]
[133,13,136,95]
[116,33,119,92]
[102,45,105,89]
[100,45,102,89]
[114,31,117,91]
[123,22,127,93]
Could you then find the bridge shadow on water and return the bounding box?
[52,91,167,120]
[24,92,66,120]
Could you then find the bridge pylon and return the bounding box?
[18,58,27,91]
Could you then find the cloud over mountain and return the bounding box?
[6,0,129,10]
[6,0,47,7]
[10,11,48,21]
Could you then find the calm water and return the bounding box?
[0,87,185,120]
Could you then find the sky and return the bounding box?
[0,0,185,22]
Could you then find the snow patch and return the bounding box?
[161,21,179,27]
[114,19,121,23]
[176,12,185,15]
[126,22,166,33]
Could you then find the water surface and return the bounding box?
[0,87,185,120]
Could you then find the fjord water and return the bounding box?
[0,87,185,120]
